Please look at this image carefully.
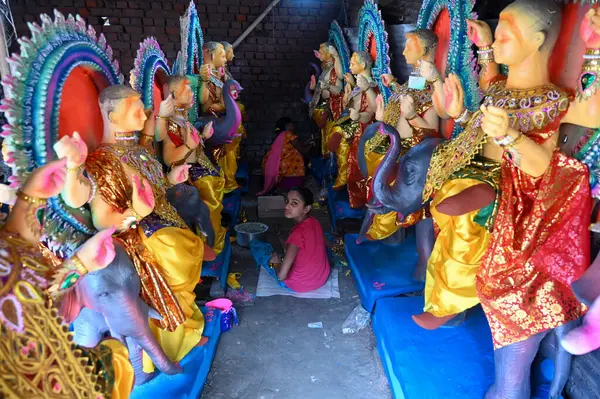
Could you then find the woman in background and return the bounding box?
[259,117,314,195]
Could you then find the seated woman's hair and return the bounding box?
[289,186,314,206]
[274,117,293,133]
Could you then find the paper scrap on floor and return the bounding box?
[256,268,340,299]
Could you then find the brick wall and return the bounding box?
[10,0,344,165]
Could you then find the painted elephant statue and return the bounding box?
[302,62,322,105]
[357,122,442,281]
[60,241,182,385]
[166,183,215,247]
[195,79,243,147]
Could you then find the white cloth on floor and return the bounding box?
[256,268,340,299]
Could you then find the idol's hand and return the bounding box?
[349,108,360,121]
[381,74,396,88]
[356,75,370,91]
[158,94,175,118]
[129,71,136,88]
[443,74,465,119]
[467,19,493,47]
[480,105,510,138]
[344,82,353,103]
[582,8,600,48]
[201,121,214,140]
[401,95,417,120]
[131,174,155,218]
[344,73,356,87]
[309,75,317,91]
[168,164,191,185]
[375,94,385,122]
[185,123,201,150]
[75,228,117,273]
[22,158,68,199]
[419,60,440,82]
[54,132,88,169]
[200,64,211,82]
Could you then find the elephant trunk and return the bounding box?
[357,122,381,179]
[371,123,402,209]
[206,80,243,146]
[134,328,183,376]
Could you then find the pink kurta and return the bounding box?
[285,217,331,292]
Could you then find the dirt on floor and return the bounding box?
[200,192,392,399]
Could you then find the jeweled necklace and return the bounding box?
[114,131,139,143]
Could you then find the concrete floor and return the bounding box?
[200,193,392,399]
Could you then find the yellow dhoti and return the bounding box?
[102,340,135,399]
[140,227,204,372]
[193,173,227,255]
[219,136,241,193]
[424,178,491,317]
[363,147,401,240]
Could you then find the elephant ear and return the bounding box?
[59,288,84,324]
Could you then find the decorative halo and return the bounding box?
[0,10,123,257]
[131,37,171,110]
[180,0,204,75]
[328,20,351,76]
[357,0,392,103]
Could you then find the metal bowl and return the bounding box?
[234,222,269,248]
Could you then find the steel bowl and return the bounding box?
[234,222,269,248]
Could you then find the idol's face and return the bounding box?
[226,47,235,62]
[111,96,148,132]
[403,35,423,66]
[349,53,365,75]
[318,44,332,62]
[212,44,227,68]
[493,7,545,66]
[174,82,193,107]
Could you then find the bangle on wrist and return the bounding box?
[454,109,472,125]
[67,164,85,174]
[405,113,417,121]
[503,133,525,150]
[156,115,170,121]
[427,76,441,85]
[15,190,46,207]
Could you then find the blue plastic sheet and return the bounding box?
[344,233,424,312]
[249,239,289,289]
[326,184,366,231]
[372,297,495,399]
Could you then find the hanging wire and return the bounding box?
[0,0,16,48]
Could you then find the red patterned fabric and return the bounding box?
[347,92,373,208]
[329,68,344,121]
[476,122,591,348]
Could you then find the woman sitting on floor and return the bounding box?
[270,187,331,292]
[259,117,314,195]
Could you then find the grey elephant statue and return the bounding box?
[357,122,441,281]
[60,241,183,385]
[195,79,243,147]
[166,183,215,247]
